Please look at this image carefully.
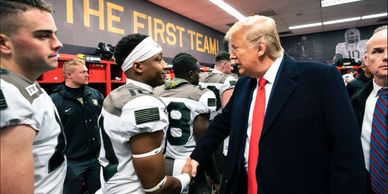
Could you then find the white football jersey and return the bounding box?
[335,40,367,63]
[98,79,169,194]
[0,68,67,194]
[154,78,217,159]
[199,71,237,119]
[199,71,237,156]
[200,71,236,100]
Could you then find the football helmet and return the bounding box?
[344,28,360,44]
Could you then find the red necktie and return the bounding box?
[248,78,267,194]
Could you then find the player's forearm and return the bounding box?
[0,126,35,194]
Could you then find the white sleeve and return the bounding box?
[335,42,345,55]
[119,95,169,141]
[0,81,39,131]
[198,90,217,113]
[219,76,237,94]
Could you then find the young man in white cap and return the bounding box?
[98,33,191,193]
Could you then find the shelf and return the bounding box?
[38,53,125,96]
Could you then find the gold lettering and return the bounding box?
[107,2,124,34]
[188,30,196,50]
[133,10,146,33]
[209,37,218,54]
[196,32,204,52]
[166,23,176,46]
[84,0,104,30]
[176,26,185,48]
[203,35,209,53]
[153,18,166,44]
[66,0,74,23]
[147,16,152,37]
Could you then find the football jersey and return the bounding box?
[0,68,67,194]
[98,79,169,194]
[199,71,237,118]
[154,78,217,160]
[199,71,237,157]
[335,40,367,63]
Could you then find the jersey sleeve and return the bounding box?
[119,95,169,141]
[0,81,39,132]
[219,75,237,94]
[335,42,346,56]
[197,89,217,114]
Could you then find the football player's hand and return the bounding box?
[182,157,199,177]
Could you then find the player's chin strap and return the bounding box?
[132,146,162,158]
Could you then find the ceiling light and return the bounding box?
[321,0,362,8]
[361,12,387,19]
[289,22,322,30]
[323,16,361,25]
[288,12,386,30]
[209,0,245,21]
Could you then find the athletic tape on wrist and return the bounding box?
[174,173,191,192]
[143,176,167,193]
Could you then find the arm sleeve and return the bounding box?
[190,89,234,164]
[322,66,367,194]
[0,82,39,132]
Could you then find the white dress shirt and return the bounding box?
[244,54,284,170]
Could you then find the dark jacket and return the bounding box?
[351,80,373,129]
[50,84,104,160]
[351,80,374,194]
[191,54,367,194]
[347,73,372,97]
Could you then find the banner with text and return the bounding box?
[47,0,226,64]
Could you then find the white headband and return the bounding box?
[121,36,162,72]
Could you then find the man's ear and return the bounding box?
[363,55,369,67]
[65,70,72,79]
[257,42,266,58]
[0,34,12,55]
[188,70,195,79]
[133,62,143,73]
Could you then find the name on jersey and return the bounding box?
[25,84,39,96]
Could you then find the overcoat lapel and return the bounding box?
[261,55,299,137]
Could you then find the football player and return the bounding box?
[199,51,237,181]
[0,1,66,193]
[334,28,368,63]
[154,53,218,194]
[98,34,191,194]
[200,51,237,114]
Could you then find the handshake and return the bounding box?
[181,157,199,177]
[181,157,220,194]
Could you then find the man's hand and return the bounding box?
[182,157,199,177]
